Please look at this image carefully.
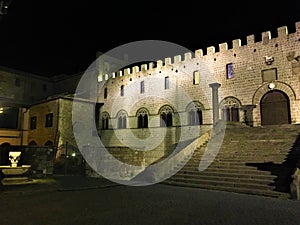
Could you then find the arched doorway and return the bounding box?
[260,90,291,125]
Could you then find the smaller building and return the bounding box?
[27,94,98,174]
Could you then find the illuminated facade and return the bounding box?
[97,21,300,130]
[1,22,300,175]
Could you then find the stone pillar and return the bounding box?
[209,83,221,126]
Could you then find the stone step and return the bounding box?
[193,157,288,163]
[182,163,262,171]
[169,175,275,190]
[163,124,299,199]
[218,149,294,153]
[162,181,291,199]
[170,173,275,185]
[178,163,273,172]
[2,177,34,185]
[183,159,287,166]
[222,136,298,141]
[175,170,277,180]
[3,177,30,182]
[189,155,290,161]
[165,177,275,191]
[218,148,293,153]
[197,158,288,163]
[174,166,275,175]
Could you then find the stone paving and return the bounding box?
[0,175,300,225]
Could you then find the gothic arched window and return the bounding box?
[220,97,241,122]
[137,108,148,129]
[186,101,203,126]
[102,112,110,130]
[117,110,127,129]
[160,105,173,127]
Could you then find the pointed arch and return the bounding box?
[219,96,242,122]
[136,108,149,129]
[159,105,174,127]
[116,110,128,129]
[28,141,37,146]
[44,140,53,146]
[101,111,110,130]
[186,101,204,125]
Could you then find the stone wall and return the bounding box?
[97,21,300,127]
[0,66,54,105]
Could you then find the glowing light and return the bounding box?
[268,83,275,89]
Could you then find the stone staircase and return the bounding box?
[163,122,300,198]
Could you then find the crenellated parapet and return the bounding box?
[98,21,300,83]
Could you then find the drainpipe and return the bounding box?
[20,107,29,147]
[53,98,60,159]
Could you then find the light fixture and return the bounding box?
[264,56,274,65]
[268,82,275,89]
[0,107,3,113]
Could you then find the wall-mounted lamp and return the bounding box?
[264,56,274,65]
[268,82,276,89]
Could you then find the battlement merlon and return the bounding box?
[133,66,139,73]
[174,55,181,63]
[117,70,123,77]
[262,31,271,40]
[195,49,203,58]
[157,60,163,68]
[278,26,288,38]
[232,39,241,49]
[184,52,192,61]
[124,68,131,76]
[148,62,154,69]
[141,64,147,71]
[247,35,255,45]
[165,57,172,65]
[219,43,228,52]
[207,46,215,55]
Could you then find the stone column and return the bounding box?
[209,83,221,126]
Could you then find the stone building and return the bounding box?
[0,50,128,172]
[27,94,96,173]
[97,21,300,131]
[91,21,300,176]
[0,65,89,167]
[2,21,300,180]
[0,66,54,165]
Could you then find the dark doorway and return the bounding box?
[260,90,291,125]
[0,143,10,165]
[222,107,239,122]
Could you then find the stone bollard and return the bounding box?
[290,168,300,200]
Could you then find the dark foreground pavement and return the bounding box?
[0,175,300,225]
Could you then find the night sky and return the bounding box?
[0,1,300,77]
